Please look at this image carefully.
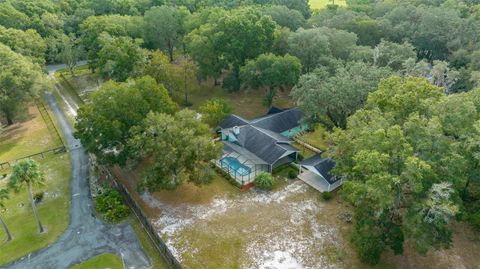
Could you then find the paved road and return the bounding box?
[2,92,151,268]
[46,61,88,76]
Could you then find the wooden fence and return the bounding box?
[293,137,322,154]
[98,166,183,269]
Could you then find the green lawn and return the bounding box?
[70,253,123,269]
[126,216,170,269]
[0,153,71,265]
[298,124,329,152]
[309,0,347,10]
[0,105,62,162]
[189,81,295,120]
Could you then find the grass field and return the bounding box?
[126,216,170,269]
[0,105,62,162]
[298,124,329,152]
[309,0,347,10]
[70,253,123,269]
[190,81,295,120]
[60,67,295,121]
[0,153,71,265]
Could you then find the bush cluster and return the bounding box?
[95,187,129,223]
[288,169,297,179]
[255,172,275,190]
[321,192,333,201]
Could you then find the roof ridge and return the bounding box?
[231,114,250,123]
[250,125,290,142]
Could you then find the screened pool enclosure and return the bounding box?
[216,142,269,186]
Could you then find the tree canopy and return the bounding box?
[129,110,222,191]
[74,76,177,165]
[97,33,147,81]
[0,25,47,65]
[292,62,392,128]
[328,76,480,264]
[143,5,190,61]
[0,43,43,125]
[240,53,301,107]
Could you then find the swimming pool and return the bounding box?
[220,157,251,176]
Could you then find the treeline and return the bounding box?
[2,0,480,125]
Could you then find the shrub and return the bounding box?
[288,169,297,179]
[321,191,333,201]
[297,154,304,161]
[255,172,275,190]
[471,213,480,230]
[95,187,129,223]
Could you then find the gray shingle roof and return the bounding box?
[233,125,291,165]
[223,141,267,165]
[220,107,303,166]
[250,108,304,133]
[300,155,338,184]
[220,115,249,129]
[252,126,290,143]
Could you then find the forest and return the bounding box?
[1,0,480,266]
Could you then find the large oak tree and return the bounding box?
[74,76,177,165]
[129,110,222,191]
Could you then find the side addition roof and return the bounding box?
[300,155,338,184]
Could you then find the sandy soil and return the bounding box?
[112,162,480,269]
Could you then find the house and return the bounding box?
[217,107,307,185]
[298,154,343,192]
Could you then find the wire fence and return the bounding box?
[0,99,66,171]
[0,146,66,171]
[36,98,66,146]
[98,166,183,269]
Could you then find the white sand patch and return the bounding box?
[245,198,341,269]
[143,181,344,268]
[259,251,302,269]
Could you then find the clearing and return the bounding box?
[59,68,294,121]
[309,0,347,10]
[113,163,480,269]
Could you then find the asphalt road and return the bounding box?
[2,91,151,268]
